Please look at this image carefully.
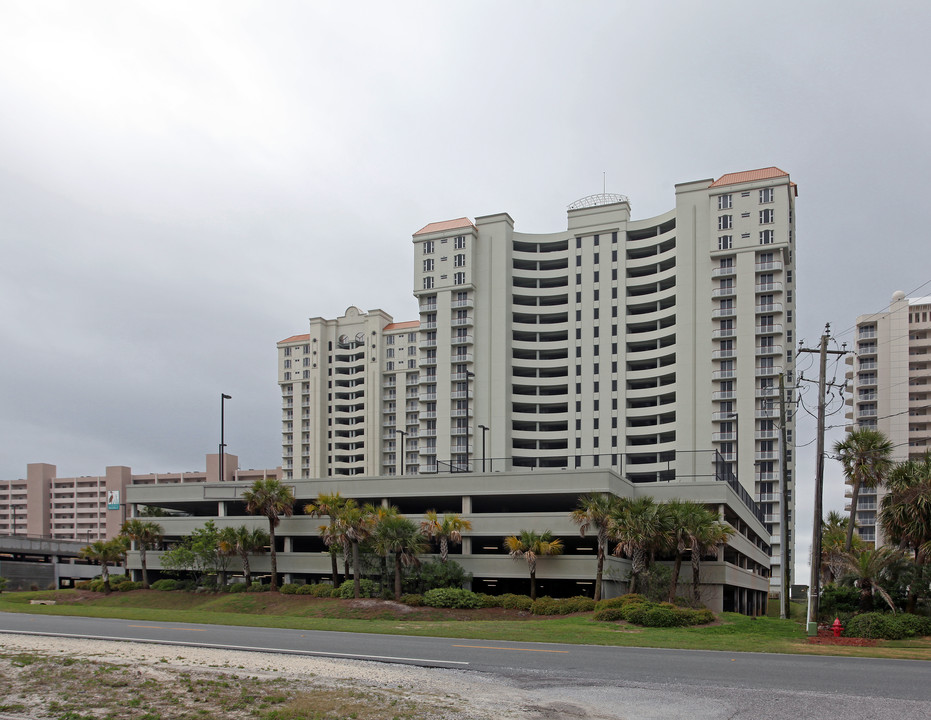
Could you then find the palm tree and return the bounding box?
[833,428,894,550]
[821,511,857,585]
[223,525,269,585]
[120,518,163,589]
[837,546,904,612]
[570,493,624,602]
[880,453,931,561]
[609,496,671,594]
[242,478,295,591]
[420,510,473,564]
[365,503,400,593]
[372,515,427,599]
[305,492,347,586]
[688,514,735,604]
[333,499,374,598]
[665,500,716,603]
[80,537,129,593]
[504,529,563,601]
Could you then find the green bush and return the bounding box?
[309,583,336,598]
[845,613,903,640]
[497,593,533,611]
[337,579,378,598]
[400,593,423,607]
[593,607,627,622]
[246,582,270,593]
[641,606,679,627]
[295,584,315,596]
[75,580,92,591]
[530,595,598,616]
[893,613,931,638]
[279,583,301,595]
[407,560,473,593]
[88,580,107,593]
[423,588,482,609]
[820,584,861,618]
[116,580,142,592]
[476,593,499,608]
[678,607,715,625]
[638,566,673,603]
[151,579,178,591]
[228,583,248,593]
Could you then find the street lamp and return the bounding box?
[219,393,232,482]
[478,424,489,472]
[396,429,407,476]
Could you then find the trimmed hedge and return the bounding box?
[476,593,500,608]
[151,579,178,591]
[228,583,248,593]
[400,594,423,607]
[497,593,533,611]
[337,579,378,598]
[593,598,714,627]
[116,580,143,592]
[279,583,301,595]
[595,593,645,610]
[531,595,597,616]
[844,612,931,640]
[422,588,482,609]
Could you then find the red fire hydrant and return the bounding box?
[832,618,843,638]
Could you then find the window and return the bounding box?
[454,254,465,268]
[386,348,394,358]
[760,188,774,203]
[718,215,732,230]
[454,271,465,285]
[386,335,394,345]
[423,276,434,289]
[423,259,434,272]
[718,194,732,210]
[718,235,732,250]
[720,256,734,269]
[760,230,774,245]
[423,240,434,254]
[409,332,417,342]
[760,209,774,224]
[454,235,466,249]
[284,359,291,368]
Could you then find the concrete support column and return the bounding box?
[462,495,471,513]
[218,502,226,517]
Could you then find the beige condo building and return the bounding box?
[844,291,931,545]
[277,167,798,591]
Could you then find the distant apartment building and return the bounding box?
[278,167,798,592]
[0,454,280,542]
[844,291,931,544]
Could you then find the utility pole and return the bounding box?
[798,325,846,634]
[778,372,790,620]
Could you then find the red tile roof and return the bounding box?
[278,333,309,344]
[384,320,420,331]
[710,167,789,187]
[413,217,475,237]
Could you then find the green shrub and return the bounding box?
[309,583,336,598]
[88,580,106,593]
[228,583,248,593]
[844,612,902,639]
[407,559,473,593]
[337,579,378,598]
[116,580,142,592]
[530,595,597,616]
[75,580,92,591]
[279,583,301,595]
[497,593,533,611]
[246,582,270,593]
[565,595,597,613]
[295,584,315,596]
[620,602,649,625]
[422,588,482,609]
[592,607,627,622]
[638,566,673,603]
[476,593,499,608]
[177,580,196,592]
[678,607,715,625]
[891,613,929,638]
[530,596,559,616]
[400,594,423,607]
[641,606,679,627]
[820,584,861,618]
[151,579,178,591]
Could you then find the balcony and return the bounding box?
[421,446,438,455]
[451,390,474,399]
[858,344,877,356]
[418,393,437,402]
[755,302,783,314]
[712,431,737,441]
[756,387,779,398]
[420,302,437,312]
[712,327,737,339]
[451,334,474,345]
[755,365,783,377]
[712,266,737,278]
[711,411,738,421]
[755,323,783,335]
[756,429,778,440]
[712,308,737,319]
[756,451,778,461]
[755,282,784,293]
[712,286,737,298]
[755,260,783,272]
[451,316,474,327]
[712,369,736,380]
[712,390,737,400]
[451,427,473,436]
[421,321,437,330]
[452,353,474,363]
[419,428,437,437]
[419,339,437,349]
[757,493,781,503]
[451,297,474,308]
[756,344,783,356]
[858,360,877,370]
[421,356,437,366]
[756,407,778,419]
[451,372,471,381]
[451,408,474,417]
[712,348,737,359]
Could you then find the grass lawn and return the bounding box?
[1,589,929,661]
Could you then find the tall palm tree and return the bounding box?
[120,518,163,589]
[420,510,473,564]
[569,493,624,602]
[372,515,427,600]
[609,496,671,595]
[80,537,129,594]
[333,499,375,598]
[880,453,931,561]
[305,492,347,586]
[504,529,563,601]
[837,546,904,612]
[365,503,400,593]
[664,500,716,603]
[833,428,894,550]
[242,478,295,591]
[222,525,269,585]
[688,514,735,604]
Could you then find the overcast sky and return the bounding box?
[2,1,930,581]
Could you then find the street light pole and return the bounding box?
[220,393,232,482]
[396,429,407,476]
[478,424,488,472]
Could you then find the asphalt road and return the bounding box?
[1,611,929,718]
